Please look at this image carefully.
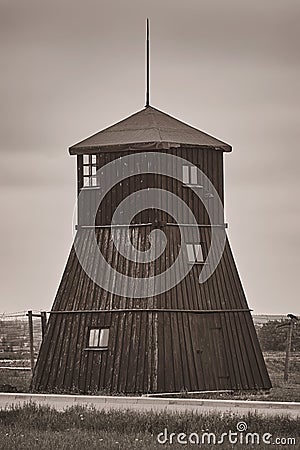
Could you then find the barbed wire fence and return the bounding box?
[0,312,298,392]
[0,311,47,375]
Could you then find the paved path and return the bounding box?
[0,393,299,417]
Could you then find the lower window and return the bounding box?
[88,328,109,349]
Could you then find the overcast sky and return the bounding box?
[0,0,299,314]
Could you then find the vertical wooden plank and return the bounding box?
[221,239,251,389]
[206,228,238,389]
[40,312,47,339]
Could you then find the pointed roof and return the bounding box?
[69,106,231,154]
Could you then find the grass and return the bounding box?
[256,352,300,402]
[0,352,299,448]
[0,404,299,449]
[0,368,31,392]
[264,352,299,385]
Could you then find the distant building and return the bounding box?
[253,315,286,327]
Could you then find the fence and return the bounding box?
[0,311,47,375]
[0,312,298,388]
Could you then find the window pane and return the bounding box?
[83,166,90,176]
[190,166,198,184]
[99,329,109,347]
[95,329,100,346]
[88,330,94,347]
[91,177,97,186]
[83,155,90,164]
[91,155,97,164]
[83,177,90,187]
[91,166,97,175]
[186,244,195,262]
[194,244,204,262]
[89,329,100,347]
[182,165,189,184]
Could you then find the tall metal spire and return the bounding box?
[145,18,150,107]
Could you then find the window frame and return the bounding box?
[182,165,203,187]
[186,243,205,264]
[82,154,98,188]
[85,327,110,351]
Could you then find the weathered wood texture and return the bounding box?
[32,226,271,393]
[31,135,270,393]
[77,148,224,227]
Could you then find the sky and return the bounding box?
[0,0,299,314]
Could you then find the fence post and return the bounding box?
[41,311,47,339]
[27,310,35,374]
[284,321,293,383]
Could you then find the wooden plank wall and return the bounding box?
[31,145,271,393]
[77,148,224,227]
[31,227,271,393]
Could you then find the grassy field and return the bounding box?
[0,404,299,450]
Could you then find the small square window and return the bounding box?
[186,243,204,263]
[88,328,109,349]
[182,165,200,185]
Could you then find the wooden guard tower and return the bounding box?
[31,106,271,393]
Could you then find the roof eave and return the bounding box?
[69,141,232,155]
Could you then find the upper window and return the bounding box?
[182,165,200,185]
[83,154,98,187]
[186,243,204,263]
[88,328,109,349]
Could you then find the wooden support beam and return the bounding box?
[27,310,35,375]
[41,311,47,339]
[75,223,228,229]
[48,308,252,315]
[284,321,293,383]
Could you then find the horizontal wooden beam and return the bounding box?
[75,223,228,229]
[49,308,251,315]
